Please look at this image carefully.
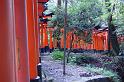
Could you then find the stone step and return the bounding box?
[42,77,54,82]
[73,75,113,82]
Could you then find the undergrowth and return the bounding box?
[84,65,121,82]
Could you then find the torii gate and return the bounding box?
[0,0,49,82]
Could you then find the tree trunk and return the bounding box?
[110,25,120,56]
[107,4,120,56]
[108,15,112,54]
[57,0,61,8]
[63,0,67,75]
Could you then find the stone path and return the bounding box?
[41,55,111,82]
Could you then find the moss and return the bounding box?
[84,65,121,82]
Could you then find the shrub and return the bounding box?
[84,65,121,82]
[75,55,99,65]
[51,49,64,60]
[68,56,77,64]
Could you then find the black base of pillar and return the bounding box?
[49,48,54,53]
[44,46,49,52]
[40,48,45,53]
[39,56,41,63]
[30,76,40,82]
[40,46,50,53]
[37,63,41,77]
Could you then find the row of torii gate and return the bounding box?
[0,0,49,82]
[41,23,124,52]
[41,28,109,52]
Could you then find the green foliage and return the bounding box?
[99,0,124,35]
[68,0,103,29]
[120,42,124,50]
[46,0,104,43]
[47,0,103,29]
[51,49,64,60]
[67,56,77,64]
[84,65,121,82]
[75,55,98,65]
[52,28,61,40]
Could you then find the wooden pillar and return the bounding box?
[14,0,30,82]
[43,25,46,47]
[60,29,64,49]
[103,31,108,51]
[38,3,44,51]
[54,39,58,48]
[49,29,53,49]
[66,33,69,49]
[95,33,99,51]
[66,32,71,49]
[93,32,98,51]
[0,0,17,82]
[26,0,39,81]
[43,24,48,51]
[40,23,44,48]
[68,32,71,49]
[45,24,48,47]
[33,0,40,64]
[97,33,104,51]
[77,37,80,49]
[61,35,64,49]
[73,35,77,49]
[92,31,95,50]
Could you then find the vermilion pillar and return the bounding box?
[92,31,96,50]
[66,32,71,49]
[49,29,53,49]
[14,0,30,82]
[45,25,48,47]
[38,2,44,53]
[66,34,68,48]
[40,23,44,48]
[38,2,44,16]
[54,39,58,48]
[97,33,104,51]
[84,42,86,50]
[43,24,48,51]
[26,0,39,81]
[93,32,98,50]
[60,29,64,49]
[33,0,40,64]
[95,34,99,51]
[43,26,46,47]
[0,0,16,82]
[103,31,108,51]
[77,37,80,49]
[81,40,84,49]
[73,35,77,49]
[61,35,64,48]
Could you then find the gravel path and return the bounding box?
[41,55,106,82]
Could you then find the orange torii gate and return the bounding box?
[26,0,40,81]
[57,28,110,52]
[38,0,50,79]
[43,23,49,50]
[47,28,54,52]
[14,0,30,82]
[60,29,64,49]
[0,0,17,82]
[0,0,49,82]
[92,29,109,51]
[39,13,53,52]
